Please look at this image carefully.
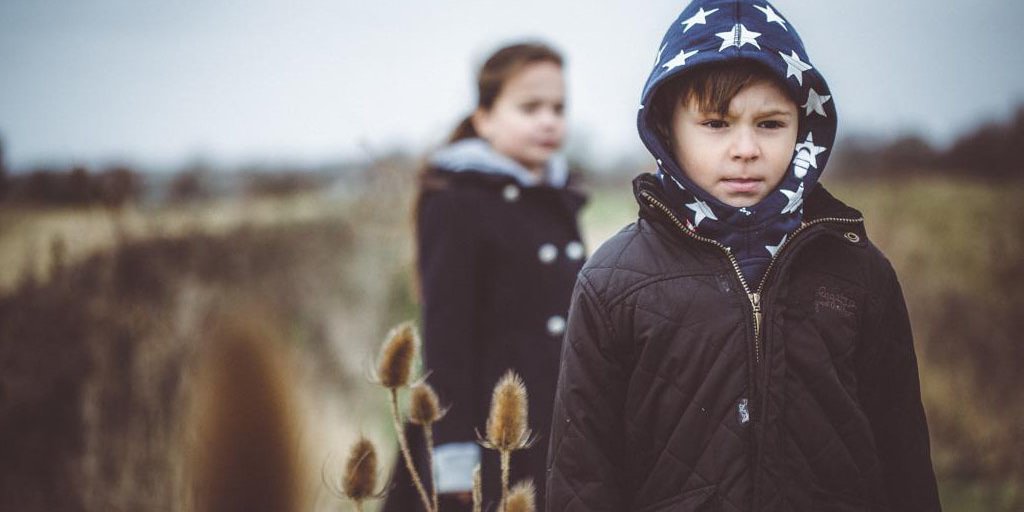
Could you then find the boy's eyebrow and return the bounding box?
[694,108,795,117]
[755,109,795,117]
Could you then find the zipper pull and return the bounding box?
[749,292,762,334]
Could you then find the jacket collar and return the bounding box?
[633,172,862,232]
[428,137,569,188]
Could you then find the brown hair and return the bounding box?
[651,59,796,144]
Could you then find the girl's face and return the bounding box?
[473,61,566,173]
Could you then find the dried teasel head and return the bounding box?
[483,370,532,451]
[342,437,379,502]
[375,322,418,389]
[503,480,536,512]
[408,382,445,426]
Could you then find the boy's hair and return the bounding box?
[651,59,797,144]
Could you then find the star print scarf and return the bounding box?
[637,0,837,287]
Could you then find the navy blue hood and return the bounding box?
[637,0,837,287]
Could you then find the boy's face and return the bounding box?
[669,80,798,207]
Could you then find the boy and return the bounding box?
[545,1,941,511]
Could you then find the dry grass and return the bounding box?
[1,172,1020,511]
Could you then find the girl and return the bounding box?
[383,42,586,511]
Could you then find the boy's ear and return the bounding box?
[471,108,492,141]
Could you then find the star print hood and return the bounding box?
[637,0,837,286]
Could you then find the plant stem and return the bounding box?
[354,502,364,512]
[424,424,439,512]
[501,449,511,512]
[472,464,482,512]
[390,389,433,512]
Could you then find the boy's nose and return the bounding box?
[730,129,760,161]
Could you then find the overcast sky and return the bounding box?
[1,0,1022,170]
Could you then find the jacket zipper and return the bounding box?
[638,190,863,368]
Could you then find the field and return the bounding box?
[0,171,1021,510]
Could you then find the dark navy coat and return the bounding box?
[384,167,586,512]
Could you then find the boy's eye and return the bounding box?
[759,120,786,129]
[701,119,728,129]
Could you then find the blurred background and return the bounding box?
[1,0,1021,510]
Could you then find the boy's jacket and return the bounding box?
[637,0,838,285]
[545,173,940,511]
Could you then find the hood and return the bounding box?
[638,0,836,228]
[428,138,569,188]
[636,0,837,286]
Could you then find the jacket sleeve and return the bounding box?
[417,190,484,489]
[546,275,628,512]
[858,262,941,512]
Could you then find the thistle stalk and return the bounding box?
[501,451,511,510]
[424,424,438,512]
[481,371,533,512]
[389,388,434,512]
[472,465,482,512]
[409,382,444,512]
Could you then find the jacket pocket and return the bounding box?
[635,484,718,512]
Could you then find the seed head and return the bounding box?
[503,480,536,512]
[408,382,444,426]
[342,437,378,502]
[485,370,531,451]
[375,322,418,389]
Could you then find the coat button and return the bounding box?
[547,315,566,336]
[502,184,520,202]
[538,243,558,264]
[844,232,861,243]
[565,241,585,260]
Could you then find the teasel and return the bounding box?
[471,464,482,512]
[375,322,433,512]
[480,370,534,509]
[503,480,536,512]
[375,322,418,389]
[340,437,382,512]
[409,382,446,512]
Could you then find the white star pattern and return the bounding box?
[716,24,762,51]
[779,50,812,85]
[681,7,719,33]
[653,43,667,67]
[792,133,828,178]
[766,234,788,257]
[780,183,805,214]
[686,199,718,227]
[663,48,700,71]
[802,88,831,117]
[754,4,788,30]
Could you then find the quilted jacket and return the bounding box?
[545,173,940,512]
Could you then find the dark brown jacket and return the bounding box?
[545,174,940,512]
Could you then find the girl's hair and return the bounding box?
[651,59,797,145]
[445,42,564,143]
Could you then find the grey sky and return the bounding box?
[1,0,1022,169]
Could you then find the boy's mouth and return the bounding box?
[720,177,763,194]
